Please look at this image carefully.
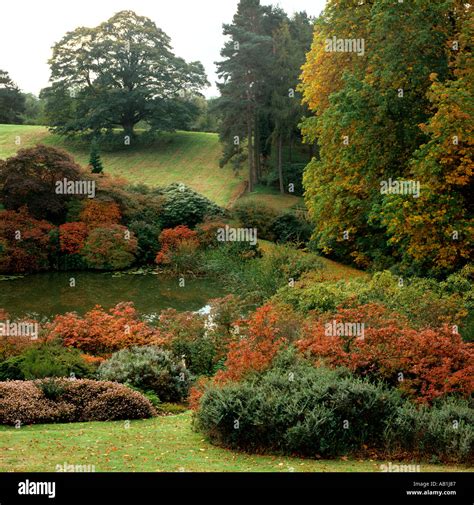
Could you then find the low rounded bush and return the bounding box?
[386,398,474,464]
[82,388,156,421]
[194,349,473,463]
[158,183,225,229]
[0,379,156,425]
[98,346,191,402]
[194,349,402,458]
[80,225,138,270]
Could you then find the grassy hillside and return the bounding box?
[0,125,245,207]
[0,412,467,472]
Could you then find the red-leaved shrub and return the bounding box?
[297,303,474,403]
[0,207,54,273]
[45,302,162,356]
[59,221,88,254]
[155,225,199,265]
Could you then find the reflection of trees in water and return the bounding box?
[0,272,226,318]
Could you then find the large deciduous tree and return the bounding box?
[43,10,208,137]
[299,0,471,273]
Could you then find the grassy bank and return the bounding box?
[0,125,244,207]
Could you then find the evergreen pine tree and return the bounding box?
[89,140,104,174]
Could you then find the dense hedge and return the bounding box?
[0,379,156,425]
[194,350,473,463]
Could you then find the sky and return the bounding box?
[0,0,326,98]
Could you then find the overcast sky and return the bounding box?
[0,0,326,98]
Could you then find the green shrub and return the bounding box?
[194,349,401,458]
[166,240,203,275]
[80,225,138,270]
[195,348,473,463]
[98,346,191,402]
[170,336,217,377]
[386,398,474,463]
[128,220,161,264]
[37,378,66,400]
[275,270,473,338]
[157,402,189,415]
[0,355,24,380]
[271,211,312,244]
[232,200,278,241]
[0,379,155,425]
[158,183,224,228]
[203,244,317,305]
[17,342,93,380]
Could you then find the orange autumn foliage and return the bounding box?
[45,302,162,356]
[59,222,88,254]
[79,200,122,228]
[214,304,287,384]
[155,225,199,265]
[297,303,474,403]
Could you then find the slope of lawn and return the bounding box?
[0,412,469,473]
[0,125,245,207]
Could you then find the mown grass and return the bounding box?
[0,412,468,473]
[0,125,244,207]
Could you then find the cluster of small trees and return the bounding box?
[0,145,224,273]
[216,1,314,193]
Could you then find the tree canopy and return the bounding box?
[42,10,209,137]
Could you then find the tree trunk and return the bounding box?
[289,130,293,163]
[123,122,135,141]
[248,121,254,192]
[253,113,260,184]
[278,134,284,194]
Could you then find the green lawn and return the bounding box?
[0,125,245,207]
[0,412,468,473]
